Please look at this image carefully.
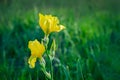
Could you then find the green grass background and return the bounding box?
[0,0,120,80]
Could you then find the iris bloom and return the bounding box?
[28,39,45,68]
[39,13,65,35]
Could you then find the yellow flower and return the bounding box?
[28,39,45,68]
[39,13,65,35]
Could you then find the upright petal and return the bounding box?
[39,13,48,34]
[28,39,45,58]
[39,13,65,35]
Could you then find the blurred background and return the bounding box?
[0,0,120,80]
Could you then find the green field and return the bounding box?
[0,0,120,80]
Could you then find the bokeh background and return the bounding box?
[0,0,120,80]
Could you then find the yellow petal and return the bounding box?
[54,25,65,32]
[39,13,48,34]
[28,56,37,68]
[28,39,45,58]
[39,13,65,35]
[59,25,65,31]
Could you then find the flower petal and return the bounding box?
[28,56,37,68]
[39,13,66,35]
[28,39,45,58]
[54,25,65,32]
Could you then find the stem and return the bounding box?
[43,35,54,80]
[42,69,51,80]
[40,58,51,80]
[48,55,53,80]
[46,53,53,80]
[50,58,53,80]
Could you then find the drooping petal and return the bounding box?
[54,25,65,32]
[28,56,37,68]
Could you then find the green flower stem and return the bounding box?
[41,68,51,80]
[42,35,54,80]
[40,58,51,80]
[49,56,53,80]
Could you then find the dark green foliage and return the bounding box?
[0,0,120,80]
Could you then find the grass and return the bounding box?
[0,0,120,80]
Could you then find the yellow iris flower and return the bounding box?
[39,13,65,35]
[28,39,45,68]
